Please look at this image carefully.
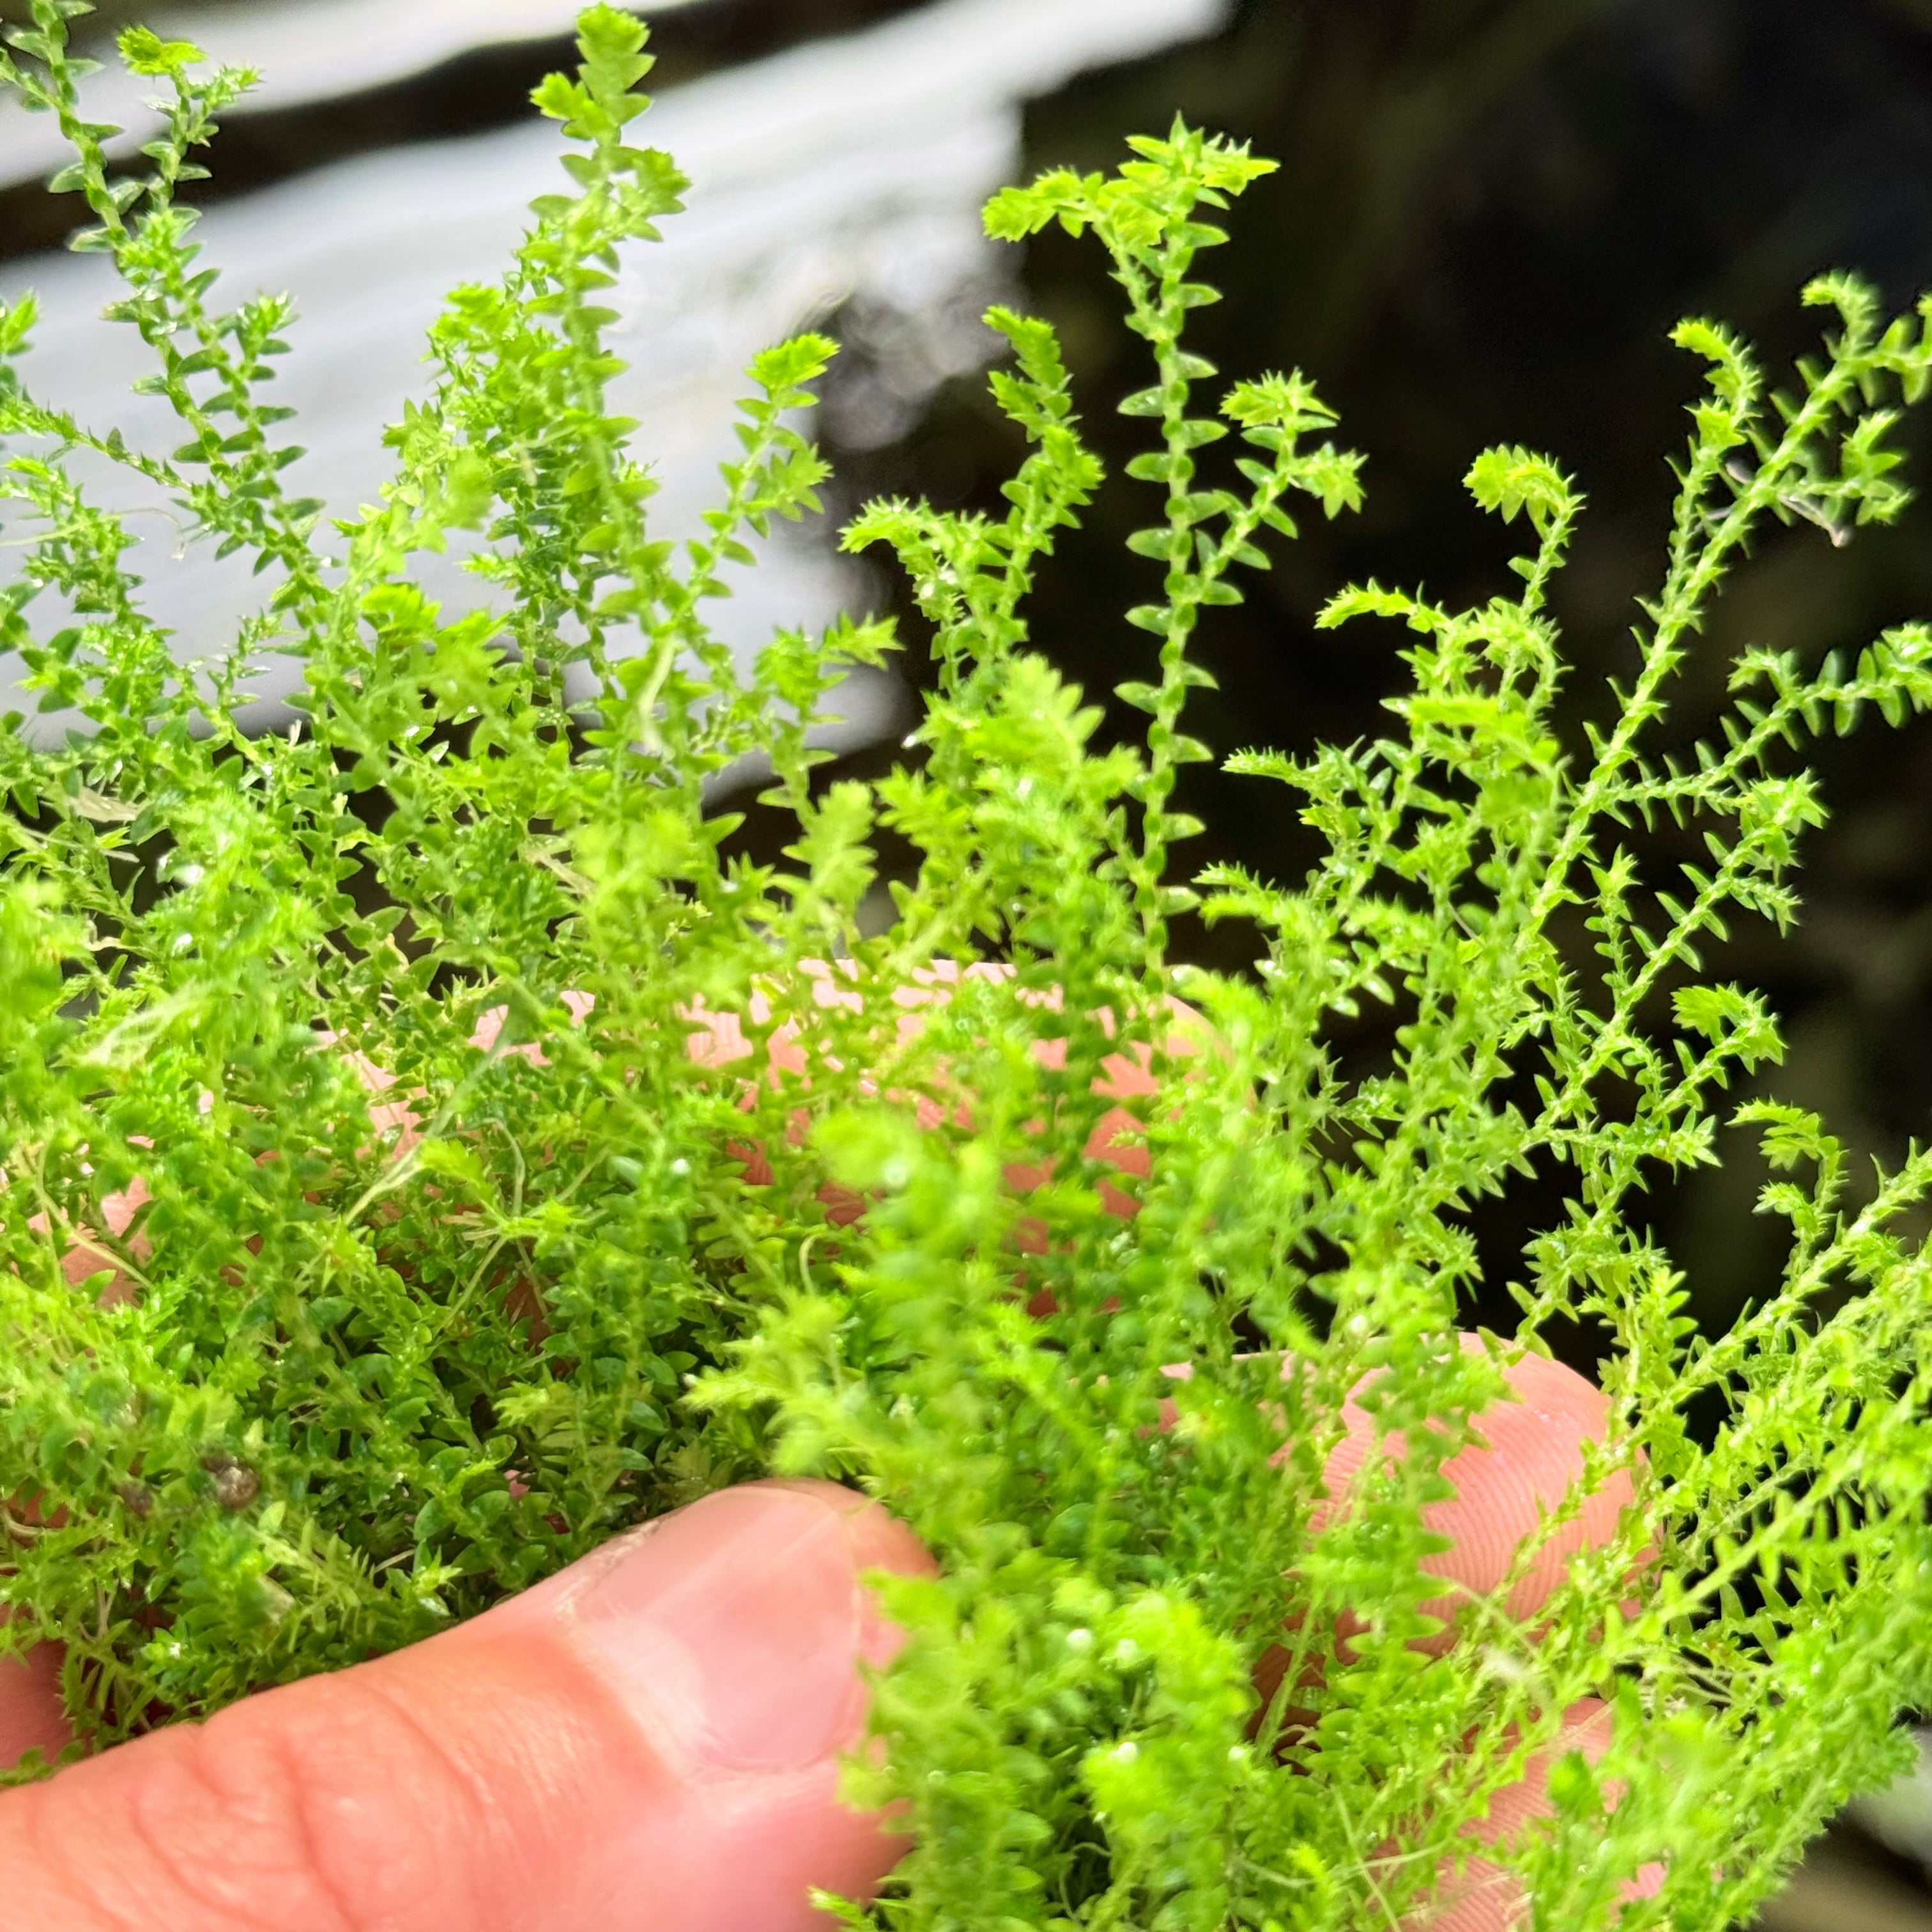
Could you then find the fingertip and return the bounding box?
[1423,1698,1664,1931]
[1426,1348,1634,1619]
[0,1643,69,1774]
[533,1479,931,1778]
[1320,1337,1637,1638]
[762,1477,936,1592]
[2,1482,936,1932]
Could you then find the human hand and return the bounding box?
[0,1353,1646,1932]
[0,987,1653,1931]
[0,1478,932,1932]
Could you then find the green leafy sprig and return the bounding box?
[5,9,1932,1930]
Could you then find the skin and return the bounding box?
[0,1361,1646,1932]
[0,999,1654,1931]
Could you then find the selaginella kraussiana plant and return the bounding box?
[5,4,1932,1928]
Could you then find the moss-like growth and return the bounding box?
[7,7,1932,1926]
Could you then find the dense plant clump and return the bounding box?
[8,4,1932,1925]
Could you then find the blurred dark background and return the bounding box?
[820,0,1932,1346]
[826,6,1932,1918]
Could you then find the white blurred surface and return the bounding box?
[0,0,1227,732]
[0,0,707,193]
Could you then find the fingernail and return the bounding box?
[565,1482,885,1775]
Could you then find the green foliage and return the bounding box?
[4,8,1932,1927]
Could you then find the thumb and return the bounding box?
[1423,1699,1664,1931]
[3,1478,932,1932]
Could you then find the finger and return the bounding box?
[1423,1698,1664,1931]
[3,1478,934,1932]
[468,988,598,1065]
[0,1494,79,1774]
[318,992,605,1157]
[1322,1338,1639,1636]
[0,1641,68,1772]
[683,962,1213,1208]
[29,1170,149,1308]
